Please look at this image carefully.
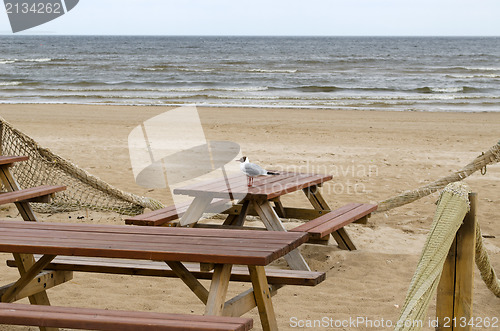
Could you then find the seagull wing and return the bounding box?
[242,162,266,176]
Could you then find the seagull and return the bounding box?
[236,156,278,187]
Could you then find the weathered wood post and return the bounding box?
[436,193,477,330]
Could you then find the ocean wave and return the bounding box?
[24,58,52,62]
[414,86,481,93]
[0,58,57,65]
[447,74,500,79]
[0,81,22,86]
[463,66,500,71]
[246,69,298,73]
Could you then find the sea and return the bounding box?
[0,36,499,112]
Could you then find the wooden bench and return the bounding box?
[0,302,253,331]
[290,203,378,250]
[8,256,325,287]
[0,185,66,204]
[125,198,232,226]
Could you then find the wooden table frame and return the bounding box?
[0,220,309,331]
[173,171,355,271]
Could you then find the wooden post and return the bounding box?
[436,193,477,330]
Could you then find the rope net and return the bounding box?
[378,141,500,213]
[0,117,164,216]
[395,183,500,331]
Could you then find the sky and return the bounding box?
[1,0,499,36]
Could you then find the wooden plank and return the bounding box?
[10,257,325,286]
[302,185,331,210]
[0,271,72,302]
[252,173,330,200]
[223,205,330,220]
[453,193,476,327]
[436,193,477,331]
[125,199,233,226]
[290,203,362,233]
[251,200,310,271]
[125,200,192,225]
[180,196,214,226]
[205,264,233,316]
[272,198,286,218]
[234,200,250,226]
[307,204,378,238]
[0,185,66,205]
[331,228,356,251]
[436,237,457,330]
[0,156,28,166]
[248,265,278,331]
[166,261,209,304]
[0,302,254,331]
[223,285,280,318]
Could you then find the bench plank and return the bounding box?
[125,199,233,226]
[0,156,29,166]
[0,303,253,331]
[0,185,66,205]
[7,256,325,286]
[308,204,377,238]
[291,203,377,239]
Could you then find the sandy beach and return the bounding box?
[0,104,499,330]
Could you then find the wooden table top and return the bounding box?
[173,171,333,200]
[0,220,308,266]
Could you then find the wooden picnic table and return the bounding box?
[173,171,336,271]
[0,219,309,331]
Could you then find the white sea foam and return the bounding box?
[0,81,22,86]
[247,68,297,73]
[24,58,52,62]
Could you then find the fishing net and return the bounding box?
[0,116,163,215]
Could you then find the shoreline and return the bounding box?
[0,101,499,113]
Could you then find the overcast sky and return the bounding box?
[1,0,499,36]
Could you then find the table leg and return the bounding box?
[251,200,310,271]
[204,264,233,316]
[248,265,278,331]
[179,195,213,226]
[2,255,56,303]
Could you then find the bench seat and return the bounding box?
[125,198,232,226]
[7,256,325,287]
[0,156,29,166]
[0,302,253,331]
[290,203,377,249]
[0,185,66,205]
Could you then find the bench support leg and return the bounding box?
[252,200,310,271]
[2,255,56,303]
[205,264,233,316]
[166,261,209,305]
[331,228,357,251]
[248,265,278,331]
